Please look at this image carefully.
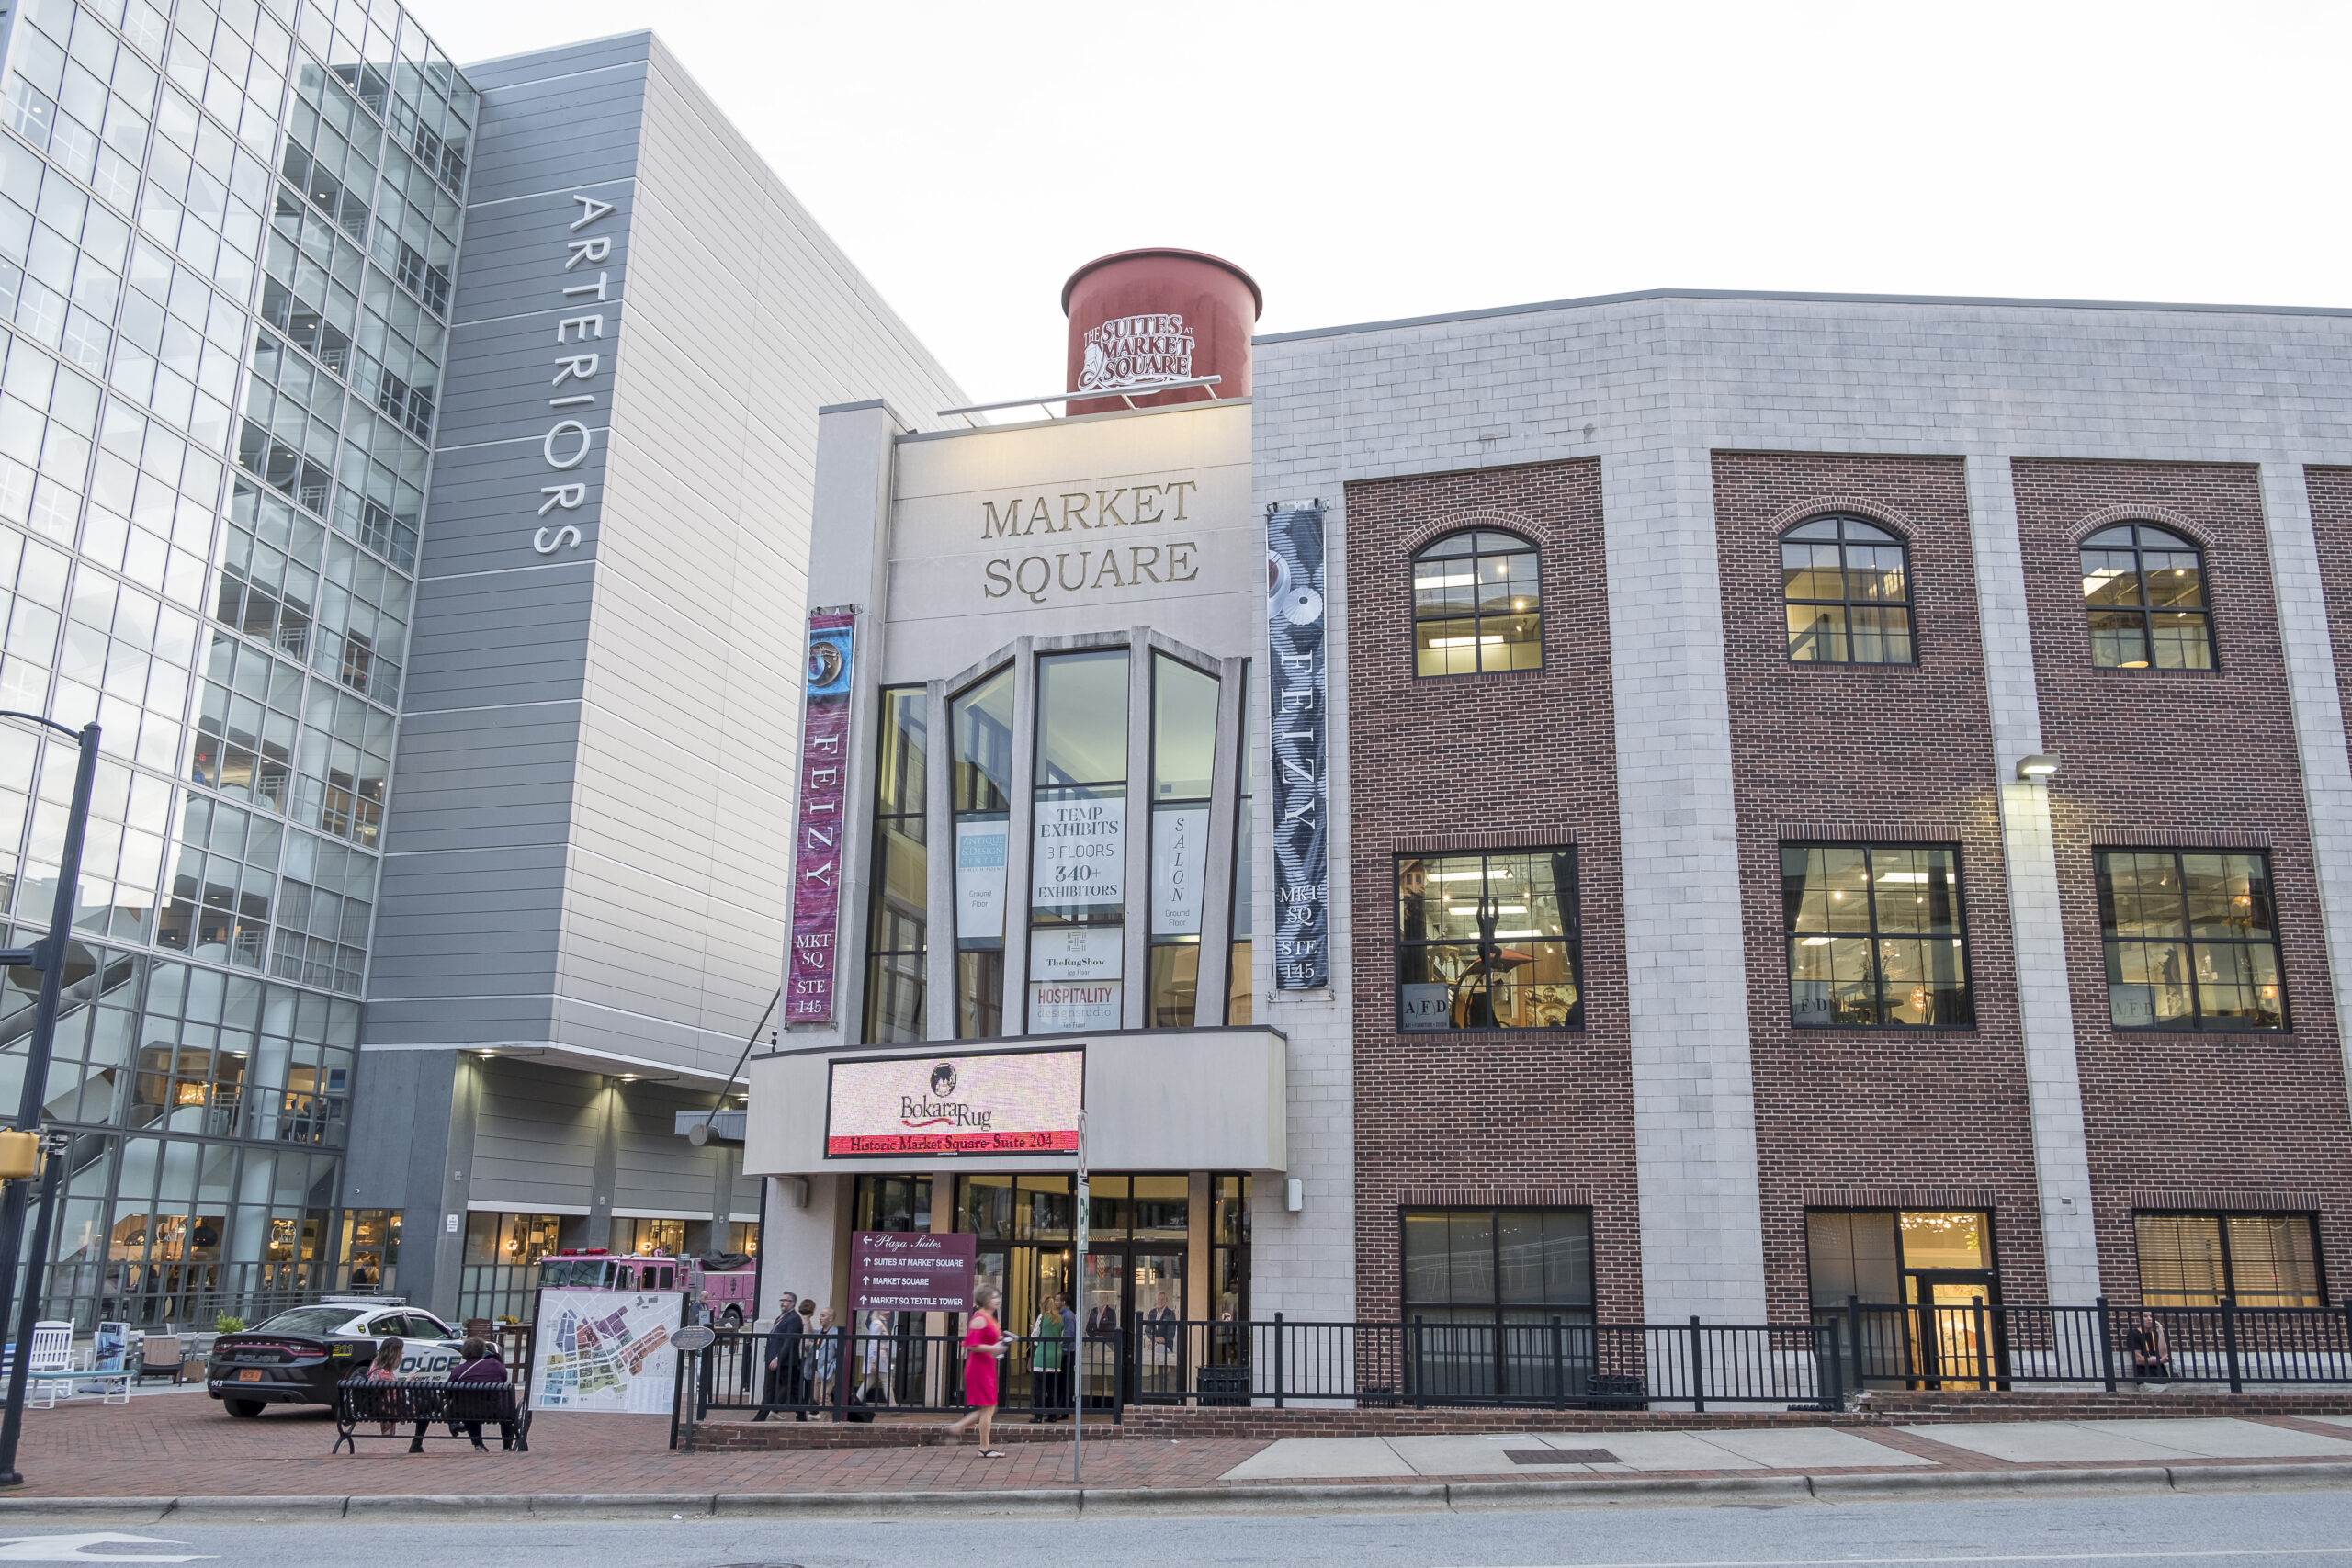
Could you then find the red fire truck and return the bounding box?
[534,1248,759,1325]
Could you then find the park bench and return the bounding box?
[333,1378,533,1453]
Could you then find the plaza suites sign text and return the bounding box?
[978,476,1204,604]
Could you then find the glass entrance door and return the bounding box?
[1080,1250,1124,1407]
[1130,1249,1186,1398]
[1905,1274,1999,1388]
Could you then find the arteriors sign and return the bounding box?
[530,192,621,557]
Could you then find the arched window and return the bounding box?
[1781,515,1913,664]
[2081,523,2212,670]
[1411,530,1541,677]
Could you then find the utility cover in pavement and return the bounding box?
[1509,1448,1619,1463]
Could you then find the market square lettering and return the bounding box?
[978,478,1206,604]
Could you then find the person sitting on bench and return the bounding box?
[447,1337,515,1451]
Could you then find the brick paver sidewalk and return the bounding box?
[2,1389,1253,1498]
[6,1389,2352,1504]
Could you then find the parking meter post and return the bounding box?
[1072,1111,1087,1485]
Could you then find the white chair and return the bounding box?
[24,1322,74,1409]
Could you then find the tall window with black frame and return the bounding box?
[1782,844,1971,1027]
[1781,515,1913,664]
[1148,653,1218,1026]
[950,667,1014,1038]
[861,687,925,1043]
[1396,850,1579,1030]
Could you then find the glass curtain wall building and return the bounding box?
[0,0,469,1325]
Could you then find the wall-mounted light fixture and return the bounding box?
[1284,1178,1305,1213]
[2017,753,2061,782]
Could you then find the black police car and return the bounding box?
[207,1299,463,1416]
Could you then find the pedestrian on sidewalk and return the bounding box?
[751,1290,801,1422]
[1028,1292,1064,1423]
[2128,1310,2171,1383]
[447,1337,514,1451]
[860,1308,896,1406]
[808,1305,840,1416]
[944,1284,1007,1456]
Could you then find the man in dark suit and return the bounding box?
[751,1291,800,1421]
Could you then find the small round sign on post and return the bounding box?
[673,1325,716,1352]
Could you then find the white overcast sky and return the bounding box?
[406,0,2351,405]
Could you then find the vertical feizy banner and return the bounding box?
[786,610,856,1021]
[1266,504,1328,988]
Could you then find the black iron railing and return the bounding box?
[1821,1297,2352,1393]
[664,1314,1847,1445]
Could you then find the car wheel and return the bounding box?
[224,1398,265,1418]
[721,1307,742,1328]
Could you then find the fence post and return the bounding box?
[1688,1315,1704,1415]
[2222,1298,2243,1394]
[1114,1320,1127,1425]
[1847,1294,1864,1393]
[835,1324,852,1422]
[1822,1318,1844,1410]
[1272,1313,1284,1410]
[2094,1297,2116,1393]
[1971,1296,1988,1390]
[1550,1314,1565,1411]
[1411,1315,1425,1410]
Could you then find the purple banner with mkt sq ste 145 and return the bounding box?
[786,611,856,1022]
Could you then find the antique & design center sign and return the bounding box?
[826,1048,1083,1156]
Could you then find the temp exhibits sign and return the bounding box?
[529,1289,682,1415]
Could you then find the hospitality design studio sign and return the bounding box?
[528,193,623,557]
[978,477,1204,606]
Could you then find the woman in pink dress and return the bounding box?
[944,1285,1006,1456]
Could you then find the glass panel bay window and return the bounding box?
[1029,649,1126,1033]
[1148,654,1216,1027]
[951,668,1012,1038]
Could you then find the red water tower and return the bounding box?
[1062,248,1261,417]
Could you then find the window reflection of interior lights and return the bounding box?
[1424,869,1505,882]
[1801,937,1832,946]
[1427,636,1502,649]
[1420,572,1475,589]
[1879,871,1930,884]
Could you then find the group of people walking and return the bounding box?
[748,1291,899,1422]
[742,1285,1091,1453]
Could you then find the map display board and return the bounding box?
[528,1288,684,1414]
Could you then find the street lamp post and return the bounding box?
[0,716,100,1487]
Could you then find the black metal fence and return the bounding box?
[667,1314,1848,1442]
[1823,1297,2352,1393]
[666,1301,2352,1441]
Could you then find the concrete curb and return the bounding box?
[0,1461,2346,1520]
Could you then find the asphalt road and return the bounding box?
[1,1488,2349,1566]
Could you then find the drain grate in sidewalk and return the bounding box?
[1508,1448,1619,1464]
